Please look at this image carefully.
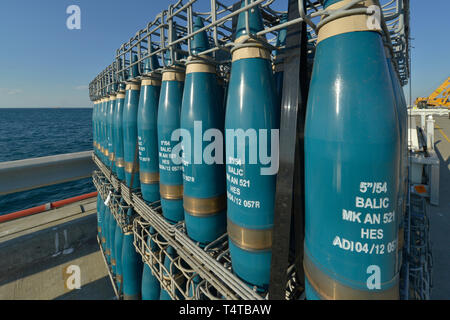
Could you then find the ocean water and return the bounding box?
[0,108,95,215]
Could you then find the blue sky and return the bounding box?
[407,0,449,104]
[0,0,448,108]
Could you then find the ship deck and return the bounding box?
[425,115,450,299]
[0,197,115,299]
[0,115,448,300]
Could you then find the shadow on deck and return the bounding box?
[0,197,114,300]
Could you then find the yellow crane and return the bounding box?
[415,76,450,108]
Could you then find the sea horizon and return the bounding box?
[0,107,94,215]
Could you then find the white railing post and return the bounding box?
[426,115,435,150]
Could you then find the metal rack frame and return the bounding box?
[89,0,410,101]
[93,154,286,300]
[92,172,122,299]
[88,0,414,300]
[404,194,433,300]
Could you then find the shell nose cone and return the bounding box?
[275,14,288,47]
[163,50,172,66]
[163,22,185,66]
[234,1,265,40]
[108,82,118,93]
[129,54,140,79]
[190,16,210,56]
[143,46,161,73]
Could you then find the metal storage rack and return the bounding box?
[89,0,415,300]
[93,154,269,299]
[400,193,433,300]
[89,0,411,100]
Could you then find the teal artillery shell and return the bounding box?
[123,82,141,189]
[121,208,143,300]
[181,61,227,245]
[93,101,98,157]
[157,70,185,224]
[304,0,400,300]
[137,78,161,203]
[104,204,112,265]
[141,227,161,300]
[114,91,126,181]
[103,98,111,168]
[181,16,227,245]
[114,216,123,293]
[109,205,117,277]
[225,4,279,290]
[159,245,184,300]
[108,96,117,174]
[100,99,105,163]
